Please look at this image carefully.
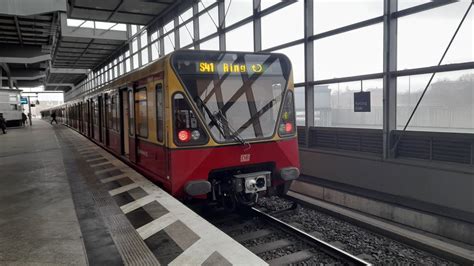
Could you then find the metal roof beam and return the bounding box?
[0,0,67,16]
[50,67,89,74]
[13,16,23,45]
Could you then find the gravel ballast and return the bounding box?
[257,196,457,265]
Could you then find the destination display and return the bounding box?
[198,62,264,74]
[173,53,289,77]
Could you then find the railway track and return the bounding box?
[204,205,371,265]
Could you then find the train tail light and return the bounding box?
[178,130,191,142]
[279,91,296,136]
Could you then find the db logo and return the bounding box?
[240,154,250,162]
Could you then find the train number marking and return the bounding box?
[240,154,250,162]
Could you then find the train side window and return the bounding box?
[135,88,148,138]
[106,95,112,129]
[156,83,164,142]
[114,94,119,131]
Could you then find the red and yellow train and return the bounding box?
[42,50,300,207]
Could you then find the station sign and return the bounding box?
[354,91,371,112]
[20,97,28,104]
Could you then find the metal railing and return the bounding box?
[298,126,474,166]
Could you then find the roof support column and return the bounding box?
[174,17,180,50]
[193,2,200,49]
[159,27,165,57]
[304,0,315,128]
[253,0,262,52]
[218,0,226,51]
[383,0,398,159]
[148,29,153,63]
[0,63,13,89]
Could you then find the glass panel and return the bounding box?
[151,41,160,60]
[164,33,175,54]
[179,8,193,24]
[106,96,112,128]
[199,0,216,12]
[397,69,474,133]
[66,19,84,27]
[180,22,194,48]
[132,38,138,52]
[200,37,219,50]
[133,54,139,69]
[135,88,148,137]
[140,31,148,47]
[274,44,304,83]
[172,52,292,142]
[95,21,116,30]
[141,48,149,65]
[295,86,305,126]
[314,79,383,128]
[314,0,383,34]
[164,20,174,34]
[226,22,253,52]
[314,23,383,80]
[151,31,158,42]
[125,58,131,72]
[131,25,137,35]
[225,0,252,26]
[261,0,280,10]
[112,24,126,31]
[398,0,432,10]
[398,1,473,70]
[199,7,218,38]
[262,0,303,49]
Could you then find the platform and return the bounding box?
[0,120,266,265]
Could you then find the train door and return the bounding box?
[91,99,95,139]
[98,95,103,142]
[104,94,109,146]
[128,87,137,162]
[154,81,168,179]
[79,103,83,132]
[121,89,130,157]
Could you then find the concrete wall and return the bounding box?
[299,149,474,217]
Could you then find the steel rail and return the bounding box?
[250,207,372,266]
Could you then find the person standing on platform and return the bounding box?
[0,113,7,134]
[50,112,58,124]
[22,113,27,127]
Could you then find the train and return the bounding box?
[42,50,300,207]
[0,88,22,127]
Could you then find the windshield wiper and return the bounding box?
[214,110,249,147]
[195,97,249,147]
[195,97,226,139]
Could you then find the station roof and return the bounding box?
[0,0,187,92]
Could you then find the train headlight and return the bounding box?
[191,130,201,140]
[255,176,266,189]
[280,167,300,181]
[245,179,257,191]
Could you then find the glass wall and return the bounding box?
[69,0,473,135]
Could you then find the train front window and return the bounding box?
[172,52,291,142]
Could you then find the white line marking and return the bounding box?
[90,161,111,167]
[137,213,178,240]
[108,183,139,196]
[95,167,119,175]
[100,174,129,183]
[85,157,105,162]
[120,195,155,214]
